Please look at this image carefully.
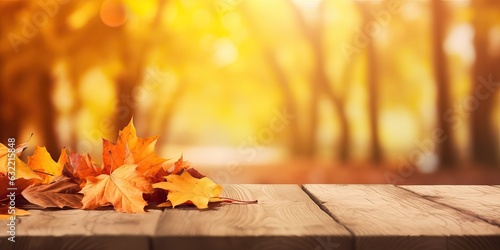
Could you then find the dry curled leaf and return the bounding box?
[21,177,83,209]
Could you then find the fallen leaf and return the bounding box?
[170,155,190,175]
[186,168,205,179]
[153,170,222,209]
[81,148,153,213]
[0,143,41,181]
[167,156,205,178]
[28,147,68,184]
[21,177,83,209]
[102,119,167,177]
[150,165,168,184]
[0,174,35,203]
[143,188,167,203]
[65,148,102,181]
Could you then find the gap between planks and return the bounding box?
[397,185,500,228]
[302,184,500,250]
[301,184,356,237]
[153,184,353,250]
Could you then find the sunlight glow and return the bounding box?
[292,0,321,10]
[213,38,238,66]
[100,0,129,27]
[445,24,475,65]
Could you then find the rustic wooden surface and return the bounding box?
[400,185,500,226]
[0,209,162,250]
[303,184,500,250]
[153,184,352,250]
[1,184,500,250]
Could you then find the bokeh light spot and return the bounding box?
[100,0,128,27]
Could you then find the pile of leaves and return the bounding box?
[1,119,252,217]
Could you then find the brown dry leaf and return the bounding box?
[28,147,68,184]
[102,119,167,177]
[80,149,153,213]
[21,177,83,209]
[0,143,41,181]
[152,170,223,209]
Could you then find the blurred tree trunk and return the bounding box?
[241,3,303,156]
[470,0,500,167]
[290,2,351,160]
[157,80,187,146]
[0,2,59,156]
[264,49,303,155]
[0,76,21,145]
[0,2,25,146]
[38,70,59,155]
[114,49,144,133]
[113,0,166,134]
[358,3,383,164]
[431,0,457,167]
[366,36,382,164]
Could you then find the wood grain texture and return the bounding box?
[0,209,162,250]
[3,185,499,250]
[303,184,500,250]
[399,185,500,226]
[153,184,352,250]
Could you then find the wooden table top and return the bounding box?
[1,184,500,250]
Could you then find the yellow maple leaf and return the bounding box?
[0,143,41,181]
[28,146,68,184]
[153,171,223,209]
[80,149,153,213]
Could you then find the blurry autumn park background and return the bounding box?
[1,0,499,184]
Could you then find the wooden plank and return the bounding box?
[1,209,162,250]
[399,185,500,226]
[153,184,352,250]
[303,184,500,250]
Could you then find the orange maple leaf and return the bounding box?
[152,170,223,209]
[65,148,102,181]
[28,146,68,184]
[169,155,190,175]
[80,148,153,213]
[103,119,167,177]
[0,143,41,181]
